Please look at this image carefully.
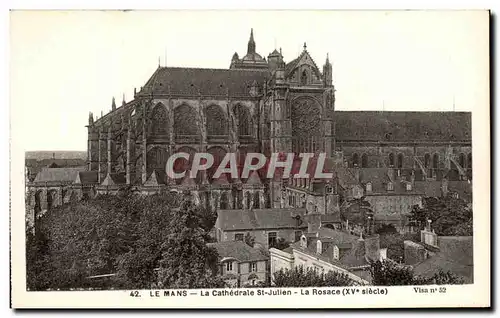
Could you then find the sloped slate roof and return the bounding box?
[208,241,268,262]
[75,171,98,184]
[217,208,306,231]
[33,167,86,185]
[413,236,473,283]
[140,67,269,97]
[334,111,471,141]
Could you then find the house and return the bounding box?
[270,215,387,285]
[215,208,308,248]
[208,241,269,287]
[404,224,473,283]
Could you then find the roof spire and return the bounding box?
[247,28,256,54]
[303,42,307,51]
[122,93,126,106]
[326,53,330,64]
[111,97,116,111]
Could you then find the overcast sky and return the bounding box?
[10,10,488,151]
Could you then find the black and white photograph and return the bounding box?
[10,10,490,308]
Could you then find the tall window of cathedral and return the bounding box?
[207,146,227,181]
[147,147,169,174]
[389,153,395,167]
[397,153,404,169]
[173,146,196,184]
[459,153,465,168]
[174,104,200,138]
[47,190,57,210]
[234,104,252,137]
[253,191,260,209]
[150,103,169,135]
[205,105,227,136]
[361,153,368,168]
[433,153,439,170]
[220,192,229,210]
[467,153,472,169]
[352,153,359,167]
[245,192,251,209]
[291,97,321,153]
[424,153,431,168]
[301,70,308,86]
[34,191,41,214]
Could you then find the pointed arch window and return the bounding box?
[245,192,252,209]
[397,153,404,169]
[206,105,227,136]
[433,153,439,170]
[174,104,199,137]
[352,153,359,167]
[234,104,252,137]
[459,153,465,168]
[301,70,308,86]
[361,153,368,168]
[253,192,260,209]
[467,153,472,169]
[151,104,169,135]
[424,153,431,168]
[389,153,395,167]
[220,192,229,210]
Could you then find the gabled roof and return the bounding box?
[334,111,471,142]
[74,171,98,184]
[144,170,166,186]
[33,167,86,185]
[140,67,269,97]
[101,173,126,186]
[413,236,473,283]
[245,170,262,185]
[284,50,322,79]
[208,241,269,263]
[217,208,306,231]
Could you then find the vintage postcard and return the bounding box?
[10,10,490,308]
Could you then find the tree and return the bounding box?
[341,196,374,233]
[157,200,225,289]
[369,260,415,286]
[370,260,464,286]
[273,266,355,287]
[409,195,473,236]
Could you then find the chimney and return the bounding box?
[306,213,322,233]
[441,177,449,197]
[420,219,438,248]
[364,234,381,262]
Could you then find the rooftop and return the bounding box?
[413,236,473,283]
[217,208,306,231]
[208,241,269,263]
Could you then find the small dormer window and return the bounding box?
[406,183,412,191]
[316,240,322,254]
[387,182,394,191]
[333,245,339,260]
[366,182,372,193]
[300,235,307,248]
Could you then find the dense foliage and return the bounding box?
[270,238,291,250]
[409,195,473,236]
[26,191,222,290]
[370,260,464,286]
[273,266,355,287]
